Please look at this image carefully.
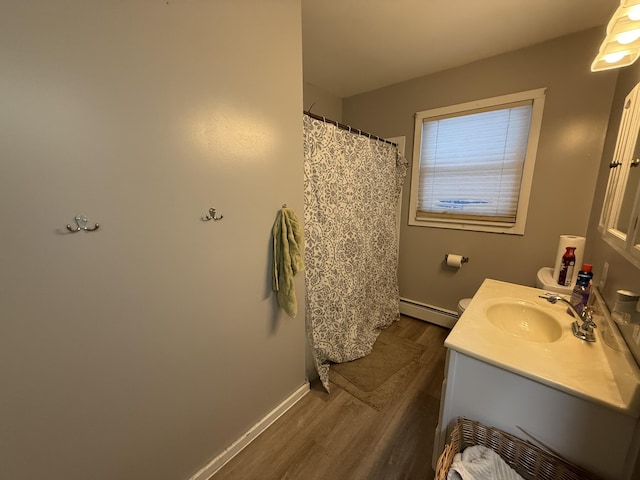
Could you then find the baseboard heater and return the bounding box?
[399,297,458,329]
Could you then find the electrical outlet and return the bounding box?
[601,261,609,289]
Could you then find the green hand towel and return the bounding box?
[272,207,304,318]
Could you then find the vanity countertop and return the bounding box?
[445,278,640,417]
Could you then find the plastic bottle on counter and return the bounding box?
[557,247,576,287]
[568,264,593,317]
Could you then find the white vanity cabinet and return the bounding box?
[432,279,640,480]
[434,350,640,479]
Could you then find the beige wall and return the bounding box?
[342,28,618,312]
[586,61,640,364]
[0,2,305,479]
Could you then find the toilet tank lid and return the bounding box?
[459,298,472,309]
[537,266,555,282]
[537,266,573,294]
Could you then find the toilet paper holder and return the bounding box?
[445,254,469,264]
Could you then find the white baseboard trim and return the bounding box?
[189,382,310,480]
[400,297,458,329]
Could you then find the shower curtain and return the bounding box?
[303,114,408,391]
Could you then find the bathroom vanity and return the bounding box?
[433,279,640,479]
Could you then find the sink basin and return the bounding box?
[486,300,563,342]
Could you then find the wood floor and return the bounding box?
[213,315,450,480]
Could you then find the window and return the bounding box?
[409,88,546,235]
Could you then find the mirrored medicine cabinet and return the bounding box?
[599,81,640,268]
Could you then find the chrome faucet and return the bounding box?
[539,294,597,342]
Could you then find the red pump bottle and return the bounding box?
[557,247,576,286]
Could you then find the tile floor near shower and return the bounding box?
[213,316,449,480]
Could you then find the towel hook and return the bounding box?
[66,215,100,233]
[204,208,223,221]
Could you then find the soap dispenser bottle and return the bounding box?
[558,247,576,286]
[569,263,593,316]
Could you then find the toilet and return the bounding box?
[457,298,472,317]
[536,266,573,295]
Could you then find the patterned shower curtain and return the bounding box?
[303,115,408,391]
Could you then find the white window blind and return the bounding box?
[417,101,533,223]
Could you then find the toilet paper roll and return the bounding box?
[552,235,586,287]
[446,254,465,268]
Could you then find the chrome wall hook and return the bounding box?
[66,215,99,233]
[204,208,223,221]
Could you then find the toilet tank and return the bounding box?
[536,267,573,295]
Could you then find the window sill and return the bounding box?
[408,217,525,235]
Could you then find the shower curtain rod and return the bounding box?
[303,110,397,147]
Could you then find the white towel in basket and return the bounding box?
[447,445,524,480]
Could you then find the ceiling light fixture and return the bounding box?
[592,0,640,71]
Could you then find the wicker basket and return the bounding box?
[435,417,601,480]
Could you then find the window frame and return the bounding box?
[408,88,546,235]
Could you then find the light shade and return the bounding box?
[592,1,640,72]
[592,48,640,71]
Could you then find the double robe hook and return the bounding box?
[203,208,223,221]
[66,215,99,233]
